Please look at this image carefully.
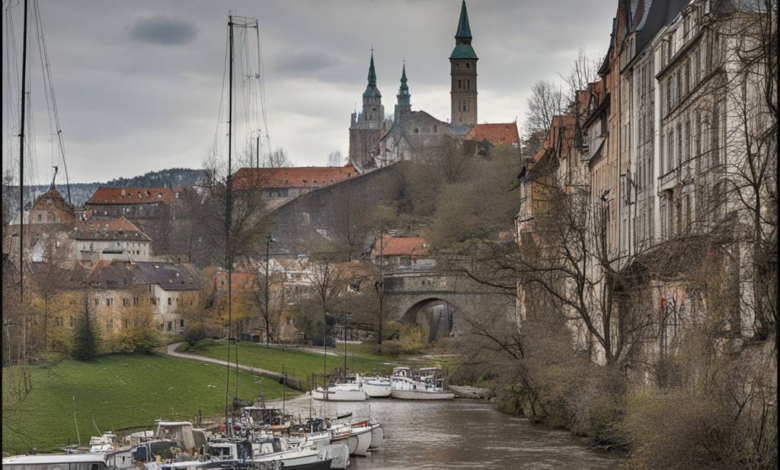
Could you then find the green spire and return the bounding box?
[455,1,472,40]
[399,63,408,92]
[363,50,381,99]
[367,50,377,86]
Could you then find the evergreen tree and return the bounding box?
[72,296,101,360]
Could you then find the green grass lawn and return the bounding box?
[2,353,293,455]
[185,341,425,386]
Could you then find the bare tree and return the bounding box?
[523,80,565,156]
[327,150,342,167]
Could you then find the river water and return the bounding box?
[280,395,625,470]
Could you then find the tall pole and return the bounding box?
[265,234,271,345]
[223,13,234,437]
[19,0,29,307]
[343,292,347,379]
[256,133,260,168]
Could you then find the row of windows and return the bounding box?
[93,296,194,307]
[662,31,720,118]
[53,316,185,331]
[456,78,472,90]
[660,102,722,176]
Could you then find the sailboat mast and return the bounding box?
[19,0,29,303]
[223,13,234,437]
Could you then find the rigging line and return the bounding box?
[255,24,270,156]
[212,24,230,162]
[5,5,21,165]
[32,0,56,175]
[34,0,70,202]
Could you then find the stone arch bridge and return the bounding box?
[383,269,508,342]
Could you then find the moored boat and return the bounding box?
[390,367,455,400]
[310,383,367,401]
[357,375,392,398]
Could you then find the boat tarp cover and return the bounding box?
[156,424,196,451]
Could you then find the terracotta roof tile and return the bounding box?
[465,123,519,146]
[370,235,429,258]
[74,216,152,242]
[86,187,181,205]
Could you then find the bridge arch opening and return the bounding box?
[399,298,455,343]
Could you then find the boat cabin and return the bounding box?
[3,453,111,470]
[391,367,412,379]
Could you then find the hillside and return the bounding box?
[7,168,205,209]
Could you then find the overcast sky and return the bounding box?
[2,0,616,184]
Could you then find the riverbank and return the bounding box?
[177,340,439,386]
[1,353,293,455]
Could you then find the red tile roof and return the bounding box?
[371,235,429,258]
[232,165,357,190]
[74,216,152,241]
[31,186,75,219]
[465,123,519,146]
[86,187,182,205]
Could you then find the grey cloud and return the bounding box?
[275,47,341,72]
[130,16,198,46]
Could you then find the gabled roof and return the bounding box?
[86,187,181,205]
[31,186,75,217]
[132,262,202,291]
[465,123,519,146]
[370,235,429,258]
[232,165,357,190]
[74,216,152,242]
[85,260,201,291]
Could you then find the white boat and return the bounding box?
[3,453,114,470]
[89,432,120,453]
[323,443,350,469]
[368,420,384,450]
[329,422,373,456]
[391,367,455,400]
[310,383,367,401]
[357,375,392,398]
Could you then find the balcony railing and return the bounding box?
[658,166,681,192]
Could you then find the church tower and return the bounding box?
[394,63,412,123]
[361,51,383,123]
[450,1,478,126]
[348,51,384,169]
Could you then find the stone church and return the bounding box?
[348,1,516,170]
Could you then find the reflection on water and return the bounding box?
[281,396,624,470]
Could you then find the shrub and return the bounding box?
[399,324,426,353]
[377,340,402,357]
[623,390,739,470]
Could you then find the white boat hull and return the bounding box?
[390,389,455,400]
[368,424,384,449]
[325,443,350,469]
[351,427,372,456]
[311,387,367,402]
[362,382,392,398]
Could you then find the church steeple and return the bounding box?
[363,50,381,99]
[395,62,412,122]
[359,50,383,124]
[450,0,477,126]
[455,0,472,42]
